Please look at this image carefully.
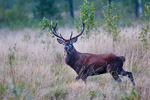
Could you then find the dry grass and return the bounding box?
[0,27,150,100]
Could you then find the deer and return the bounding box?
[52,22,135,86]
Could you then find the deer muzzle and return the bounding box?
[64,46,69,51]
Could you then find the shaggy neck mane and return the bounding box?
[65,47,81,73]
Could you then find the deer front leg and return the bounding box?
[74,65,83,81]
[81,74,88,83]
[75,73,87,83]
[75,76,80,80]
[75,74,87,83]
[78,69,88,83]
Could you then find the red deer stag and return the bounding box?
[52,23,135,85]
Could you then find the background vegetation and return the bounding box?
[0,0,150,29]
[0,0,150,100]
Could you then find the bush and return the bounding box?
[75,0,97,37]
[138,3,150,49]
[144,3,150,19]
[102,2,122,41]
[48,86,68,100]
[0,0,37,29]
[121,88,137,100]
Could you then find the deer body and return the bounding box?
[64,46,127,82]
[52,23,135,85]
[65,50,110,74]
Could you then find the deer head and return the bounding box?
[52,23,85,54]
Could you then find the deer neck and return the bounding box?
[64,47,77,66]
[64,47,82,74]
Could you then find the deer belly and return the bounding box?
[81,64,107,76]
[89,66,107,76]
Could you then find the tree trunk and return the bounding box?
[138,0,143,14]
[109,0,112,4]
[68,0,74,18]
[135,0,139,18]
[0,0,6,21]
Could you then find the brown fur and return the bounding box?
[65,50,135,85]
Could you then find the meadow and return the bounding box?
[0,27,150,100]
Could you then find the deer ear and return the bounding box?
[57,38,64,44]
[71,38,78,43]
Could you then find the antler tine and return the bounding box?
[52,23,59,37]
[52,22,66,40]
[72,23,85,39]
[53,22,57,30]
[60,34,66,40]
[70,31,73,39]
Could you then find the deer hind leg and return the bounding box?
[111,72,122,83]
[121,70,135,86]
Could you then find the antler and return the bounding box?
[52,22,85,40]
[71,23,85,39]
[70,31,73,40]
[52,23,66,40]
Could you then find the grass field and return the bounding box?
[0,27,150,100]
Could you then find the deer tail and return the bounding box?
[119,56,125,62]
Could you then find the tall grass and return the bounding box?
[0,27,150,100]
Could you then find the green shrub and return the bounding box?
[0,0,37,29]
[48,86,68,100]
[88,90,97,100]
[39,17,58,50]
[39,17,57,31]
[144,3,150,18]
[75,0,97,37]
[102,2,122,41]
[139,3,150,49]
[0,81,35,100]
[121,88,137,100]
